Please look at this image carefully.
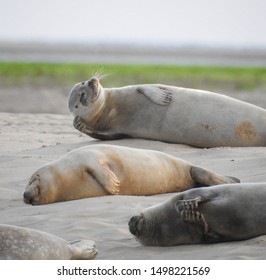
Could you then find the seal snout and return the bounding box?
[23,187,40,205]
[23,190,33,204]
[23,177,41,205]
[88,77,99,87]
[128,215,144,237]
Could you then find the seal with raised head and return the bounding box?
[128,183,266,246]
[0,224,98,260]
[68,76,266,148]
[23,144,239,205]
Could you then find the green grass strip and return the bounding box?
[0,62,265,91]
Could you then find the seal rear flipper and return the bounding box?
[190,166,240,186]
[137,85,172,106]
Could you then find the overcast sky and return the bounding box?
[0,0,266,48]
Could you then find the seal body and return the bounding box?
[0,224,98,260]
[128,183,266,246]
[23,144,239,205]
[68,77,266,147]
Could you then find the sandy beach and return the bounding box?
[1,81,266,259]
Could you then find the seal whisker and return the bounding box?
[94,68,104,79]
[93,68,111,81]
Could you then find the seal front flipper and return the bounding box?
[68,240,98,260]
[73,116,94,135]
[190,166,240,186]
[137,85,172,106]
[175,196,225,243]
[175,196,209,233]
[86,160,120,195]
[73,115,129,140]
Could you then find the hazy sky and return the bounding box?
[0,0,266,48]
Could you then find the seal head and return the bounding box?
[129,202,204,246]
[68,76,105,119]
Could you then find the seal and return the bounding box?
[68,76,266,148]
[0,224,98,260]
[128,183,266,246]
[23,144,239,205]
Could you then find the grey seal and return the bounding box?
[68,76,266,147]
[0,224,98,260]
[23,144,239,205]
[128,183,266,246]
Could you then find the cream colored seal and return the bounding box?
[68,76,266,147]
[129,183,266,246]
[24,144,239,205]
[0,224,98,260]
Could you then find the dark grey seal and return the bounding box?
[129,183,266,246]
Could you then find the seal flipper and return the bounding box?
[85,160,120,195]
[175,197,225,243]
[137,85,172,106]
[190,166,240,186]
[68,240,98,260]
[175,196,208,233]
[73,115,130,140]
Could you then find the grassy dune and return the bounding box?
[0,62,266,92]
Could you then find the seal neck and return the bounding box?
[86,87,108,125]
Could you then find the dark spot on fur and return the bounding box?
[235,121,256,142]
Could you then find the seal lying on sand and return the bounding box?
[0,224,98,260]
[68,76,266,148]
[23,144,239,205]
[128,183,266,246]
